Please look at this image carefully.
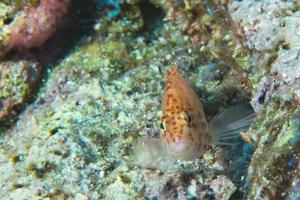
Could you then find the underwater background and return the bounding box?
[0,0,299,199]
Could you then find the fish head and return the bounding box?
[161,64,209,160]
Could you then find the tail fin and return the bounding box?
[208,105,255,145]
[132,137,176,171]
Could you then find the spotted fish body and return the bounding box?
[161,64,211,160]
[133,64,254,170]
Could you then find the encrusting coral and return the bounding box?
[0,0,70,57]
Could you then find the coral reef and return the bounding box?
[229,0,300,112]
[0,0,299,199]
[229,1,300,199]
[0,0,70,55]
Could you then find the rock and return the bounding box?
[0,59,40,128]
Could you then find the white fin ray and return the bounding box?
[208,105,255,144]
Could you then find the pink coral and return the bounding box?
[5,0,70,49]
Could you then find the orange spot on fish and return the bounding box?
[166,108,172,112]
[179,130,183,136]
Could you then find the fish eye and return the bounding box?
[187,113,192,125]
[160,122,165,130]
[181,111,192,126]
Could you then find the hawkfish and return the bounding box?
[133,63,254,170]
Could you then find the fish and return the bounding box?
[160,64,210,161]
[133,63,254,170]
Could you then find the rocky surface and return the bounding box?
[0,59,40,130]
[0,0,299,199]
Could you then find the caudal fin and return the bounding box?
[208,105,255,145]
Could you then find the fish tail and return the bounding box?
[208,105,255,145]
[132,137,175,171]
